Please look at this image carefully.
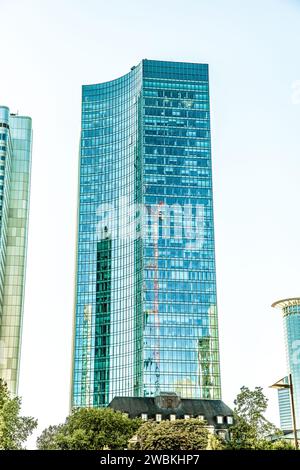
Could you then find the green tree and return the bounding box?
[207,432,226,450]
[0,379,37,450]
[227,386,285,450]
[270,439,295,450]
[129,418,223,450]
[36,425,64,450]
[37,407,141,450]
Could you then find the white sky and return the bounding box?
[1,0,300,448]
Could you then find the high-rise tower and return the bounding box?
[72,60,221,407]
[0,106,32,394]
[272,298,300,432]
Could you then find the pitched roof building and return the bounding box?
[109,393,233,440]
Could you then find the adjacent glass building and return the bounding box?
[72,60,221,407]
[277,379,293,431]
[272,298,300,431]
[0,106,32,394]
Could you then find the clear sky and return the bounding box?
[1,0,300,447]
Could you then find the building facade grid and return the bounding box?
[72,60,221,407]
[0,106,32,394]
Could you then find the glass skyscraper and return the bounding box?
[72,60,221,407]
[278,382,292,431]
[272,298,300,431]
[0,106,32,394]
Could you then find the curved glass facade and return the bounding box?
[72,60,221,407]
[273,299,300,430]
[73,66,143,407]
[283,303,300,428]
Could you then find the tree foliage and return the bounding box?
[36,424,64,450]
[37,407,141,450]
[227,386,289,450]
[129,418,223,450]
[38,386,296,451]
[270,439,295,450]
[0,379,37,450]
